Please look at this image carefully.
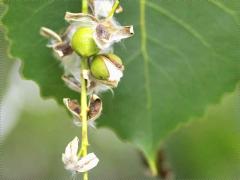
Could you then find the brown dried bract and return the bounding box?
[88,94,102,121]
[63,94,102,123]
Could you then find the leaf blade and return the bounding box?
[2,0,240,163]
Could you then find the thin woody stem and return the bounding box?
[80,57,89,180]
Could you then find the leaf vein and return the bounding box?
[140,0,152,111]
[20,0,55,26]
[147,36,207,102]
[146,1,211,49]
[125,50,141,66]
[208,0,238,23]
[147,36,197,80]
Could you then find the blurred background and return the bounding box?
[1,27,240,180]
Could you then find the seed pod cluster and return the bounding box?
[40,0,134,175]
[40,0,134,125]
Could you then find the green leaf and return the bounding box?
[0,4,13,98]
[102,0,240,163]
[2,0,240,169]
[1,0,80,101]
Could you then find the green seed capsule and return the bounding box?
[105,53,123,66]
[71,27,99,57]
[90,55,110,80]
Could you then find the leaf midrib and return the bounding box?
[140,0,152,112]
[140,0,154,154]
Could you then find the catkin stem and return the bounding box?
[81,1,88,180]
[80,57,89,180]
[82,0,88,14]
[108,0,119,18]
